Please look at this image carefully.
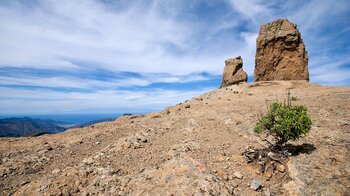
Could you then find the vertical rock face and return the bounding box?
[254,19,309,81]
[220,56,248,88]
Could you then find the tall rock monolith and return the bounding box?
[254,19,309,81]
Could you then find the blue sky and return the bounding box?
[0,0,349,115]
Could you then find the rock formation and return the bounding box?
[254,19,309,81]
[220,56,248,88]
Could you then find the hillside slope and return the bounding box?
[0,81,349,195]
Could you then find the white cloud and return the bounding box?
[239,32,258,76]
[228,0,271,20]
[1,0,348,78]
[0,0,349,114]
[0,0,228,75]
[0,86,212,114]
[0,73,213,89]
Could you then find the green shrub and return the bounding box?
[255,102,312,144]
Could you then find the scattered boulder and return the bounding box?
[277,164,285,173]
[250,179,262,191]
[51,169,61,174]
[233,171,243,179]
[254,19,309,81]
[220,56,248,88]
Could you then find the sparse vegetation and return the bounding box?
[254,100,312,145]
[242,94,313,178]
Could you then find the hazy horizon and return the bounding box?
[0,113,140,124]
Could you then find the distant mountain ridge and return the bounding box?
[0,117,117,137]
[69,118,115,128]
[0,117,67,137]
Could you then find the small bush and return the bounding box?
[255,102,312,144]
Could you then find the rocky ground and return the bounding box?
[0,81,349,195]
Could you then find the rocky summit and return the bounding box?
[220,56,248,88]
[1,81,349,195]
[0,19,349,196]
[254,19,309,81]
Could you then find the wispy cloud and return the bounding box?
[0,0,230,75]
[228,0,271,20]
[0,86,212,114]
[0,0,349,114]
[0,72,213,90]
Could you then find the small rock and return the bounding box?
[267,152,275,157]
[250,179,262,191]
[82,157,94,165]
[232,182,238,188]
[277,164,285,173]
[223,174,229,181]
[185,104,190,108]
[95,142,100,145]
[45,145,53,151]
[21,180,30,185]
[228,188,234,195]
[264,189,271,196]
[233,171,243,179]
[340,121,348,127]
[264,171,272,178]
[52,169,61,174]
[39,184,48,192]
